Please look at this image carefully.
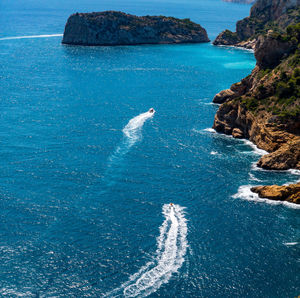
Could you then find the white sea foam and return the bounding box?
[242,139,268,156]
[107,204,188,297]
[210,151,218,155]
[0,34,63,41]
[288,169,300,176]
[249,173,261,182]
[232,185,300,209]
[284,242,298,246]
[251,162,300,177]
[192,128,216,135]
[202,128,216,133]
[203,102,220,106]
[217,44,255,53]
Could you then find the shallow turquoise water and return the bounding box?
[0,1,300,297]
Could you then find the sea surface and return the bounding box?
[0,0,300,297]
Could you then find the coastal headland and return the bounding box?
[213,0,300,204]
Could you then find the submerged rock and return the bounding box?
[251,183,300,204]
[62,11,210,46]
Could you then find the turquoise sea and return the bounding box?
[0,0,299,296]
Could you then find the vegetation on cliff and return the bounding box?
[241,23,300,122]
[213,22,300,174]
[212,1,300,203]
[214,0,300,48]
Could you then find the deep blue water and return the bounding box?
[0,0,300,297]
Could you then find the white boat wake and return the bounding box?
[122,110,155,146]
[0,34,63,41]
[106,204,188,297]
[104,110,155,186]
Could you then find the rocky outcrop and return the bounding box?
[212,22,300,172]
[213,97,300,170]
[251,182,300,204]
[213,0,300,48]
[212,2,300,205]
[213,30,240,46]
[255,31,296,68]
[62,11,209,46]
[213,80,249,104]
[257,140,300,170]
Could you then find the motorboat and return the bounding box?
[149,108,155,113]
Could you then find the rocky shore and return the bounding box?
[212,0,300,204]
[62,11,209,46]
[251,183,300,204]
[214,0,300,49]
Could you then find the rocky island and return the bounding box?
[62,11,209,46]
[212,0,300,204]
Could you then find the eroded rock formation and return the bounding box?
[213,0,300,49]
[212,20,300,202]
[251,183,300,204]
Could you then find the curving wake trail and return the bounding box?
[104,110,155,186]
[0,34,63,41]
[122,110,155,145]
[106,204,188,297]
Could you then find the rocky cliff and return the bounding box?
[62,11,209,46]
[213,25,300,169]
[212,22,300,203]
[214,0,300,49]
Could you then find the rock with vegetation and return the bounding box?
[251,182,300,204]
[213,0,300,49]
[62,11,209,46]
[213,22,300,174]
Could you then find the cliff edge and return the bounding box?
[212,21,300,203]
[62,11,209,46]
[213,0,300,49]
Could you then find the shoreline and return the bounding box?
[203,128,300,206]
[213,43,254,53]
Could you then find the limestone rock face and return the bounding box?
[62,11,210,46]
[213,0,300,48]
[213,89,236,104]
[213,30,240,46]
[250,0,300,21]
[251,183,300,204]
[232,128,244,138]
[255,32,295,69]
[213,79,250,104]
[257,141,300,170]
[213,97,300,171]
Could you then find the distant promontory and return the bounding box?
[62,11,210,46]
